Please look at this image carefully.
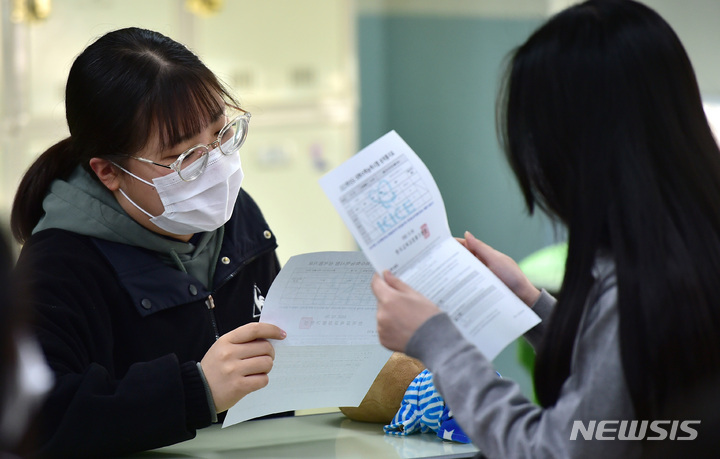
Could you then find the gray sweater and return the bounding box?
[406,257,639,458]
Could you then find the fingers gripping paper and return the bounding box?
[318,130,540,360]
[223,251,392,427]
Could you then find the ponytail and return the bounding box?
[11,137,78,243]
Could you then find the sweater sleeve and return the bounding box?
[405,285,637,458]
[523,289,556,350]
[38,356,210,458]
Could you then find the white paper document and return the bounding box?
[223,251,392,427]
[319,130,541,360]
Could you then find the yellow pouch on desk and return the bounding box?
[340,352,425,423]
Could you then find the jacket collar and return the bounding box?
[93,190,277,317]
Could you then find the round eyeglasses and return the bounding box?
[128,111,251,182]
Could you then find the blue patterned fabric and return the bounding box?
[437,408,471,443]
[383,369,471,444]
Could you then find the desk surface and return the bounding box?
[136,412,480,458]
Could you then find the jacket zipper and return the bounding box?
[205,245,275,341]
[205,295,220,341]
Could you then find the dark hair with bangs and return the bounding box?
[497,0,720,421]
[10,27,238,243]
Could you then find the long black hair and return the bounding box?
[497,0,720,420]
[10,27,238,243]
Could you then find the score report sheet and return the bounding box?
[319,130,541,361]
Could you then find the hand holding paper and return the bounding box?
[371,270,442,352]
[223,251,392,427]
[319,130,541,360]
[201,322,286,413]
[459,231,542,307]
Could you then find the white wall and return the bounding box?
[0,0,358,262]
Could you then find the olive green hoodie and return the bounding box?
[33,166,223,288]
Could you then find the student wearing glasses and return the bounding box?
[10,27,286,457]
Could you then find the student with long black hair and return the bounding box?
[11,28,285,457]
[372,0,720,457]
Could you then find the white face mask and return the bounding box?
[116,142,244,235]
